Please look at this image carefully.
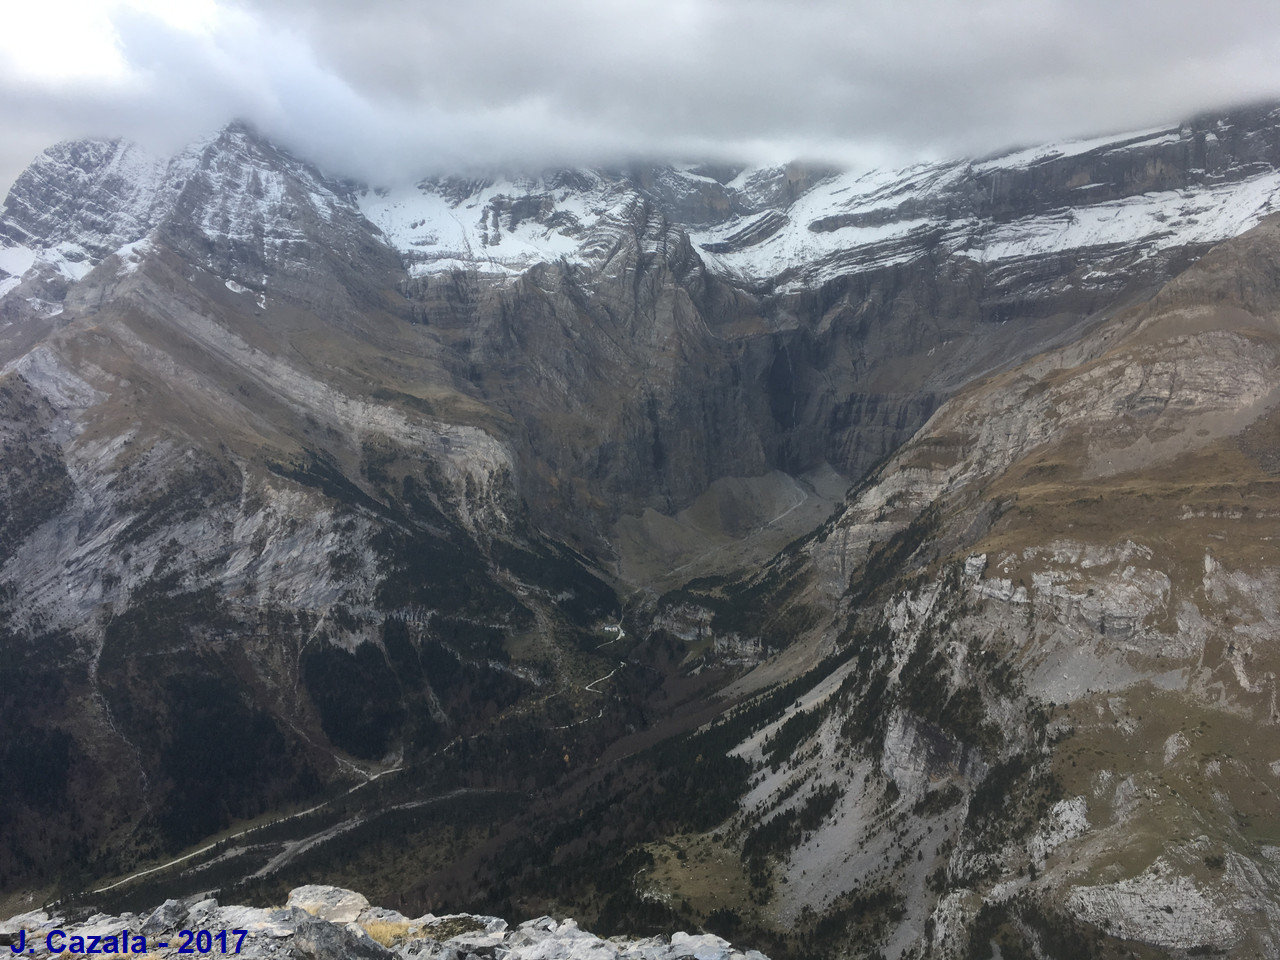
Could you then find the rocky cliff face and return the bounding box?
[5,104,1280,958]
[357,104,1280,562]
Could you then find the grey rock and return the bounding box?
[186,899,219,927]
[287,886,371,924]
[396,946,461,960]
[516,917,556,933]
[293,916,394,960]
[141,899,189,936]
[2,887,768,960]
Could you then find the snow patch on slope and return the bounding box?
[114,237,153,275]
[973,170,1280,262]
[0,244,36,280]
[359,173,627,277]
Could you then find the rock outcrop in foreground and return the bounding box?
[0,885,769,960]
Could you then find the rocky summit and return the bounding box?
[1,885,766,960]
[6,102,1280,959]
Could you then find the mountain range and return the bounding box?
[5,101,1280,958]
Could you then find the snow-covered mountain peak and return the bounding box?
[0,122,369,308]
[163,123,364,281]
[0,137,171,291]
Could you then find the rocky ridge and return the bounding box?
[1,885,767,960]
[356,105,1280,295]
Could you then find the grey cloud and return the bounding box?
[4,0,1280,195]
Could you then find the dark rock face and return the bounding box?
[0,378,74,563]
[0,127,625,887]
[293,917,394,960]
[8,110,1278,550]
[140,899,189,937]
[974,103,1280,218]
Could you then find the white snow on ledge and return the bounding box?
[691,164,1280,289]
[358,175,618,277]
[972,170,1280,263]
[407,258,525,278]
[0,243,36,280]
[0,244,36,300]
[973,125,1176,172]
[114,237,152,275]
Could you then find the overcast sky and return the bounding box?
[4,0,1280,194]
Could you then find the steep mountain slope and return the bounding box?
[656,211,1280,958]
[0,124,622,890]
